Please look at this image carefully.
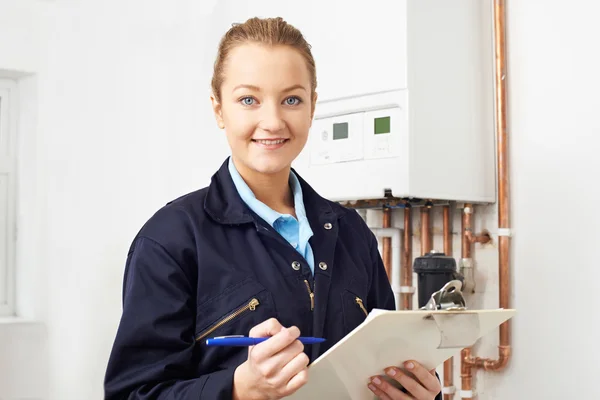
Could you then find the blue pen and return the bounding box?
[205,335,326,346]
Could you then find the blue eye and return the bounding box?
[285,96,301,106]
[240,97,255,106]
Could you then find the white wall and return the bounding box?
[1,1,49,399]
[1,0,600,399]
[490,1,600,398]
[2,1,230,399]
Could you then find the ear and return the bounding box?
[210,93,225,129]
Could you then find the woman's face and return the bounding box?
[211,43,316,176]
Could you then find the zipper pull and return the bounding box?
[355,297,368,316]
[195,297,261,342]
[249,298,259,311]
[303,279,315,311]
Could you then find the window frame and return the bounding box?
[0,78,17,317]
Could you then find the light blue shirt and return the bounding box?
[228,158,315,274]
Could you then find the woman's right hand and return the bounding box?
[232,318,310,400]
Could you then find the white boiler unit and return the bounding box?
[293,0,496,203]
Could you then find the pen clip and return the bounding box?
[211,335,245,339]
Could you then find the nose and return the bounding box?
[258,102,286,133]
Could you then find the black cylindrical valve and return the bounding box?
[413,250,464,308]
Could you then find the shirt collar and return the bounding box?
[227,157,282,226]
[289,170,309,224]
[204,157,342,226]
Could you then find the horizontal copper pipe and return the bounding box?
[465,230,492,245]
[468,346,511,371]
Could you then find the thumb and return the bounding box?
[249,318,284,338]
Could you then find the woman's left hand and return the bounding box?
[367,360,441,399]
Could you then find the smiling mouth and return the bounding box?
[252,139,289,146]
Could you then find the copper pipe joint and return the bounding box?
[461,348,471,375]
[460,348,473,395]
[468,346,511,371]
[465,229,492,245]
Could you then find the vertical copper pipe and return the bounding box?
[420,206,432,255]
[468,0,511,371]
[443,206,452,257]
[401,207,413,310]
[460,347,473,399]
[460,205,474,398]
[382,208,392,280]
[473,0,511,371]
[461,206,472,262]
[495,0,512,357]
[460,2,512,397]
[442,206,454,400]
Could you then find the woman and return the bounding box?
[104,17,442,400]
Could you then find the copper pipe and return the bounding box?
[401,206,413,310]
[471,0,512,369]
[461,206,472,261]
[442,206,454,400]
[340,198,409,209]
[494,0,512,364]
[465,230,492,245]
[443,206,452,256]
[460,205,474,398]
[382,208,392,279]
[420,206,432,255]
[461,0,512,396]
[460,347,473,398]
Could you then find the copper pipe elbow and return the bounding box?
[465,230,492,245]
[471,346,511,371]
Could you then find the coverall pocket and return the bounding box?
[341,284,369,334]
[195,277,277,343]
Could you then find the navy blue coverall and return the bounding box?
[104,158,442,399]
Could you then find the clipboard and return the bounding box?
[287,281,516,400]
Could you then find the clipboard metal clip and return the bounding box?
[420,280,467,311]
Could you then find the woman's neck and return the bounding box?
[233,158,295,216]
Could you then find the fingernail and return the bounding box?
[386,368,397,376]
[372,377,382,385]
[405,362,414,369]
[368,384,377,392]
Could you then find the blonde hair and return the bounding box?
[211,17,317,103]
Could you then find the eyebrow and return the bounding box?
[232,84,308,93]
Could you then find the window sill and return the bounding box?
[0,316,43,325]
